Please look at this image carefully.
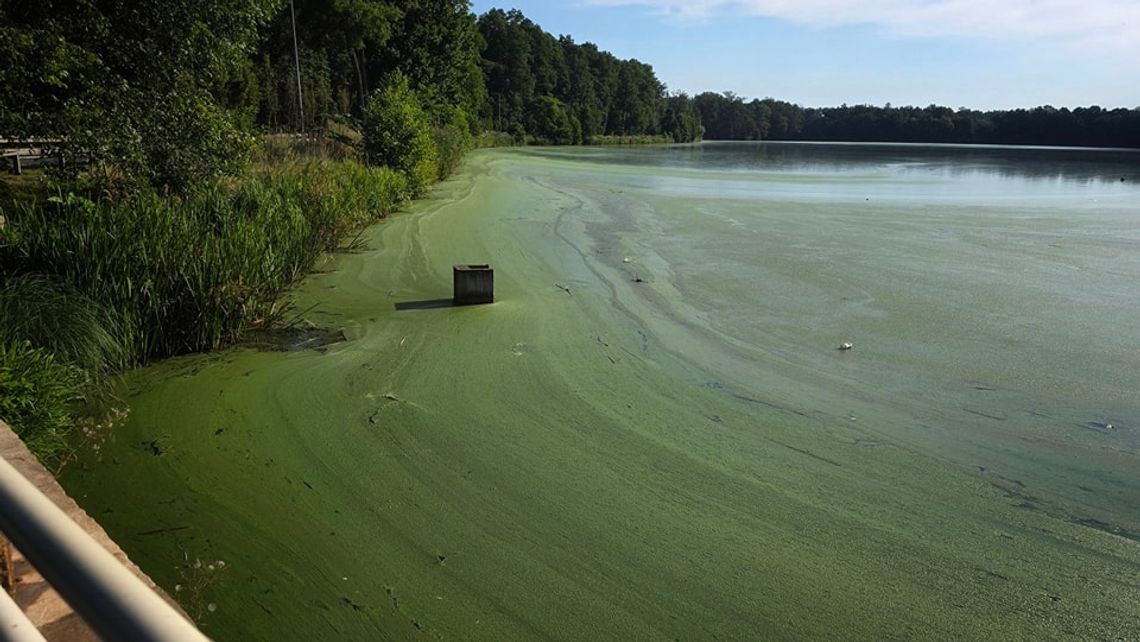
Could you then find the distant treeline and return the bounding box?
[5,1,1139,160]
[476,9,700,144]
[694,95,1140,148]
[239,4,1140,149]
[242,5,701,144]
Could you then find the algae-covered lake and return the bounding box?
[62,142,1140,639]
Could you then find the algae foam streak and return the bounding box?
[63,143,1140,640]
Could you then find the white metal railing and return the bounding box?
[0,455,209,641]
[0,585,43,641]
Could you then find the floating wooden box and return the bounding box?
[453,264,494,305]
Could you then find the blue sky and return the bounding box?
[468,0,1140,110]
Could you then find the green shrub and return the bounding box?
[587,134,673,145]
[0,341,81,464]
[475,131,517,148]
[255,159,408,255]
[0,273,128,371]
[525,96,580,145]
[255,132,358,164]
[361,73,439,194]
[431,105,474,179]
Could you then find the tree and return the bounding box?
[662,94,703,143]
[526,96,579,144]
[361,72,437,193]
[478,8,535,131]
[609,61,662,135]
[377,0,484,121]
[0,0,279,192]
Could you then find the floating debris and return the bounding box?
[838,342,854,351]
[249,323,347,353]
[141,439,165,456]
[1086,421,1118,432]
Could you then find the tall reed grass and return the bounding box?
[474,131,518,149]
[0,341,81,465]
[587,134,674,145]
[0,273,129,371]
[1,159,407,365]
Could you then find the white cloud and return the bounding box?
[581,0,1140,54]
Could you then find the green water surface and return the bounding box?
[63,143,1140,640]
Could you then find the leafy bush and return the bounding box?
[526,96,581,145]
[475,131,517,148]
[587,134,674,145]
[256,131,358,165]
[361,73,439,194]
[0,0,275,194]
[431,105,475,179]
[254,159,408,255]
[127,88,256,194]
[0,341,81,464]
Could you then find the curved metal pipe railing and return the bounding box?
[0,587,46,641]
[0,456,208,641]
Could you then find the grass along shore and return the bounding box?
[0,138,427,466]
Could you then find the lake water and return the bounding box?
[63,142,1140,640]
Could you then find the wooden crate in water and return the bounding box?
[453,264,494,305]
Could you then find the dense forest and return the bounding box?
[5,1,1139,156]
[475,9,700,144]
[243,5,701,144]
[693,94,1140,148]
[0,0,700,182]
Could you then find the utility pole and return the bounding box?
[290,0,305,133]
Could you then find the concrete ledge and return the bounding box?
[0,420,187,640]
